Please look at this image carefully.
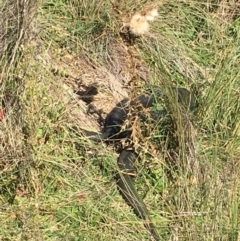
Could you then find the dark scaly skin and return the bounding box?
[116,150,160,241]
[88,87,195,140]
[83,94,161,239]
[84,94,155,141]
[83,98,130,141]
[83,87,196,241]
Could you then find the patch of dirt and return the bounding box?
[41,39,150,133]
[104,40,150,85]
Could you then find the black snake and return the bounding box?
[84,87,196,240]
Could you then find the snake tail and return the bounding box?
[116,150,160,241]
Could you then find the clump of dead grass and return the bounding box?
[0,0,39,192]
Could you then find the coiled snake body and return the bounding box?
[85,87,195,240]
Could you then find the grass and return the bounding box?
[0,0,240,240]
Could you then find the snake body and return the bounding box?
[84,87,196,240]
[116,150,160,241]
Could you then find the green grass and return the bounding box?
[0,0,240,240]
